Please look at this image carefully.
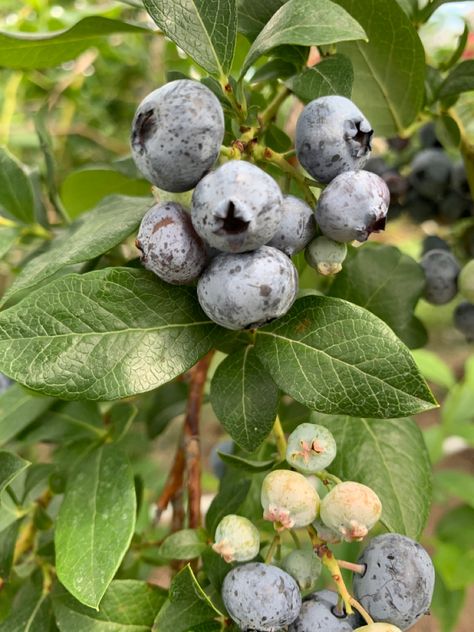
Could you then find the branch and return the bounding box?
[184,352,214,529]
[155,443,185,523]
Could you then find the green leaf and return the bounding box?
[55,444,136,608]
[431,571,465,632]
[287,54,353,102]
[108,403,137,443]
[315,414,432,538]
[329,244,427,349]
[217,451,276,473]
[61,168,151,219]
[0,575,54,631]
[0,519,21,580]
[0,385,54,446]
[159,529,208,560]
[22,402,105,445]
[434,542,474,591]
[0,17,149,70]
[237,0,286,41]
[210,347,279,452]
[394,0,417,17]
[0,450,30,495]
[0,227,20,260]
[0,148,35,224]
[144,381,188,439]
[438,60,474,100]
[434,470,474,508]
[205,478,251,536]
[143,0,237,75]
[439,22,469,72]
[242,0,366,75]
[0,268,221,401]
[436,505,474,550]
[333,0,425,135]
[254,295,436,419]
[411,349,456,390]
[53,580,167,631]
[2,195,152,305]
[153,566,222,632]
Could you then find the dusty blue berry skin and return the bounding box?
[210,439,234,480]
[316,171,390,243]
[419,249,460,305]
[131,80,224,192]
[296,96,373,184]
[197,246,298,330]
[136,202,208,284]
[408,149,452,201]
[191,161,283,253]
[222,562,302,631]
[289,589,362,632]
[352,534,435,630]
[451,161,471,199]
[267,195,316,256]
[454,301,474,341]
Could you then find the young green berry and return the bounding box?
[212,514,260,563]
[261,470,320,531]
[312,517,341,544]
[136,202,208,284]
[354,625,402,632]
[267,195,316,256]
[289,589,362,631]
[191,161,283,253]
[222,562,302,631]
[305,236,348,275]
[286,423,337,474]
[131,80,224,192]
[352,533,435,630]
[281,549,322,591]
[320,481,382,542]
[459,259,474,302]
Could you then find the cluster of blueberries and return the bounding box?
[209,423,434,632]
[131,81,390,330]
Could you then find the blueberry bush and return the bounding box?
[0,1,473,630]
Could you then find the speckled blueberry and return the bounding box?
[352,533,435,630]
[289,589,362,631]
[408,149,452,201]
[222,562,302,631]
[197,246,298,330]
[419,249,460,305]
[454,301,474,341]
[191,161,283,252]
[267,195,316,256]
[136,202,207,284]
[296,96,373,184]
[316,171,390,243]
[131,80,224,192]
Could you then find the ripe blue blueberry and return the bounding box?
[213,514,260,563]
[450,161,470,199]
[316,171,390,243]
[286,423,337,474]
[267,195,316,256]
[136,202,207,284]
[191,161,283,253]
[419,249,460,305]
[281,549,322,591]
[454,301,474,342]
[421,235,450,256]
[222,562,302,631]
[197,246,298,330]
[352,533,435,630]
[408,149,451,201]
[296,96,373,184]
[289,589,362,632]
[131,80,224,192]
[305,236,348,275]
[209,439,234,480]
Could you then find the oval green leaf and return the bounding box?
[159,529,208,560]
[254,295,437,418]
[287,54,354,102]
[0,148,35,224]
[55,444,136,608]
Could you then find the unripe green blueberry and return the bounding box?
[320,481,382,542]
[354,625,402,632]
[261,470,320,530]
[459,259,474,302]
[282,549,322,591]
[305,236,348,275]
[312,517,341,544]
[286,423,337,474]
[212,514,260,563]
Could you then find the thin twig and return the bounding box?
[155,443,186,523]
[184,352,214,529]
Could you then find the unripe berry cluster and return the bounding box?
[131,83,391,330]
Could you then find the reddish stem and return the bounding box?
[155,443,185,522]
